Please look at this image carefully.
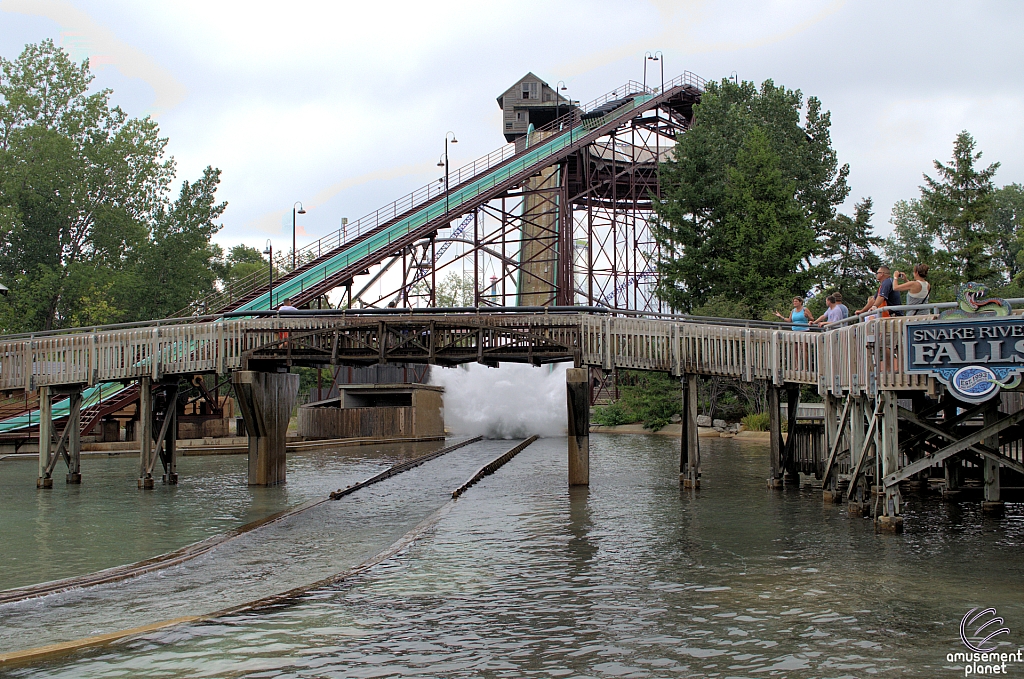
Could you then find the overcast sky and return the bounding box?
[1,0,1022,256]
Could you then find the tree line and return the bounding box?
[0,41,269,334]
[654,79,1024,321]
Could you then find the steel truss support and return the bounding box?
[346,95,687,313]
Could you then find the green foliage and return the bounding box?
[818,198,882,303]
[617,371,681,431]
[654,78,851,317]
[0,40,224,332]
[990,183,1024,284]
[920,130,999,284]
[592,401,633,427]
[741,412,770,431]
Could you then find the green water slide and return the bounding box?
[232,95,653,313]
[0,382,126,434]
[0,86,672,434]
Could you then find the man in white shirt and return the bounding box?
[278,298,299,312]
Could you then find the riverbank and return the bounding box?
[590,422,774,441]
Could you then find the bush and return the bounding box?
[741,412,770,431]
[593,401,634,427]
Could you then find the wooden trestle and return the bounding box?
[2,310,1022,525]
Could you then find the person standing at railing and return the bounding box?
[892,264,930,315]
[812,295,845,327]
[856,265,902,319]
[774,297,810,331]
[832,291,850,320]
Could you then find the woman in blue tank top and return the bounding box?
[774,297,810,331]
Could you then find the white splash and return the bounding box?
[431,363,569,439]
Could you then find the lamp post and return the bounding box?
[645,51,663,93]
[436,131,458,219]
[555,80,568,128]
[263,239,274,308]
[292,201,306,270]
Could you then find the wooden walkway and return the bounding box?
[5,308,1024,529]
[0,311,932,396]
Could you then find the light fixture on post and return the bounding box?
[292,201,306,270]
[645,51,663,94]
[263,239,274,309]
[556,80,568,128]
[441,131,457,220]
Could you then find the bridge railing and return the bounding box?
[7,308,1014,395]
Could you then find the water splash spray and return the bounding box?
[431,363,569,439]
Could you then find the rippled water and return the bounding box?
[5,434,1024,677]
[0,440,448,590]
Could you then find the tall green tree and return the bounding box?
[714,128,817,317]
[0,40,225,332]
[654,78,850,315]
[988,183,1024,284]
[919,130,999,284]
[818,197,882,303]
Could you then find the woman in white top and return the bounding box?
[893,264,930,315]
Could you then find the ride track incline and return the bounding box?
[184,73,706,316]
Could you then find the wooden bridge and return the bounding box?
[3,306,1023,529]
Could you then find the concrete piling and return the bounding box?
[233,370,300,486]
[566,368,589,486]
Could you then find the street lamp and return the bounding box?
[437,131,457,220]
[292,201,306,270]
[263,239,274,308]
[645,51,664,94]
[555,80,568,128]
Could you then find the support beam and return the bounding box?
[138,376,154,489]
[883,408,1024,487]
[983,400,1003,514]
[783,384,800,484]
[848,396,867,503]
[680,374,700,489]
[233,370,299,486]
[896,406,1024,478]
[566,367,589,486]
[878,391,902,531]
[65,390,81,484]
[768,384,782,488]
[36,386,52,489]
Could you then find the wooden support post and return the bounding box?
[983,399,1003,515]
[36,386,53,489]
[877,390,902,531]
[784,384,800,485]
[66,389,82,484]
[942,392,962,498]
[847,396,869,515]
[233,370,299,486]
[566,367,589,486]
[680,374,700,489]
[768,384,783,488]
[822,393,839,502]
[138,376,154,489]
[161,383,178,485]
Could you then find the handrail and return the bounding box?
[825,299,1024,328]
[179,71,707,316]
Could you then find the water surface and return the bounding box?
[5,434,1024,678]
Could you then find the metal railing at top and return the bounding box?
[181,71,708,316]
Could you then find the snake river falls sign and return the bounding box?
[905,317,1024,402]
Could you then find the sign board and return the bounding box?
[905,317,1024,402]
